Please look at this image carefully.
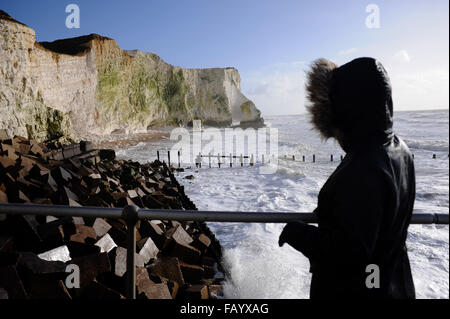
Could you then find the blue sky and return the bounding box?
[1,0,448,115]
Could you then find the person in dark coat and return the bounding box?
[279,57,416,299]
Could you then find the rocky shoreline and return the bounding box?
[0,136,224,299]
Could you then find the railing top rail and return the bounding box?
[0,203,448,224]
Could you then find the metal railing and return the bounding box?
[0,203,448,299]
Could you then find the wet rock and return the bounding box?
[148,257,184,285]
[99,149,116,162]
[18,252,67,276]
[208,285,224,298]
[95,233,117,253]
[0,156,16,169]
[0,264,28,298]
[185,285,209,299]
[138,282,172,299]
[169,225,194,245]
[92,218,112,238]
[113,247,144,277]
[0,288,8,299]
[69,253,111,288]
[70,225,97,244]
[0,189,8,203]
[37,245,71,263]
[137,237,159,264]
[168,240,201,265]
[180,262,204,283]
[66,241,101,258]
[26,278,72,299]
[192,233,211,252]
[138,220,166,249]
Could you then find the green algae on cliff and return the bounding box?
[240,101,261,123]
[26,104,73,142]
[97,53,195,127]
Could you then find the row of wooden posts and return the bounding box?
[157,150,256,168]
[156,150,446,168]
[157,151,344,169]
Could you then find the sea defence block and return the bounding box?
[185,285,209,299]
[148,257,185,286]
[0,137,224,299]
[137,237,159,264]
[69,253,111,288]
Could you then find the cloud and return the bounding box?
[242,61,307,116]
[389,68,449,110]
[338,48,359,55]
[241,55,449,117]
[393,50,411,63]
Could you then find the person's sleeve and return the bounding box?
[281,168,388,267]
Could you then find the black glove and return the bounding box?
[279,222,299,247]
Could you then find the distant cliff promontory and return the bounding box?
[0,10,263,142]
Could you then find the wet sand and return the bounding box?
[92,130,170,150]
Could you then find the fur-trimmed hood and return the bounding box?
[306,57,394,151]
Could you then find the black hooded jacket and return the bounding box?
[280,58,416,299]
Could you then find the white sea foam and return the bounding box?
[117,110,449,299]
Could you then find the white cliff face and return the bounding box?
[33,44,98,136]
[0,12,43,138]
[0,11,263,142]
[222,68,261,125]
[0,11,90,140]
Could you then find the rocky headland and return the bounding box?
[0,10,263,143]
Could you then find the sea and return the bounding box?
[116,109,449,299]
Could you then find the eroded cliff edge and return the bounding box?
[0,10,263,142]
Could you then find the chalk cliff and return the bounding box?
[0,11,263,142]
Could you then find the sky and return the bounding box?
[1,0,448,116]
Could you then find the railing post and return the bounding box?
[178,150,181,168]
[123,205,139,300]
[157,151,160,161]
[168,151,171,166]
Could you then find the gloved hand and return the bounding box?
[278,226,288,247]
[278,222,298,247]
